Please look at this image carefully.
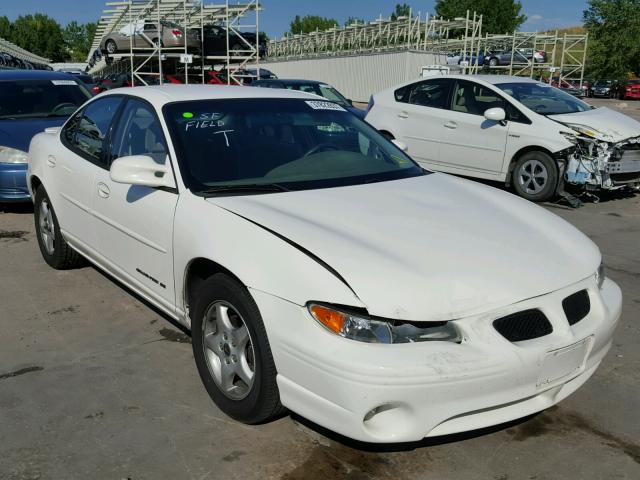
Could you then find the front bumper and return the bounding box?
[251,276,621,443]
[0,163,30,202]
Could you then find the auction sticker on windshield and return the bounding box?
[305,100,346,112]
[51,80,77,86]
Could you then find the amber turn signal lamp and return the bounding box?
[309,304,346,334]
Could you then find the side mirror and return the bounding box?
[110,155,176,189]
[391,139,408,152]
[484,107,506,122]
[346,98,354,106]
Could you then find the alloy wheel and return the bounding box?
[38,199,55,255]
[517,159,548,195]
[202,301,255,400]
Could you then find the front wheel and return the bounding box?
[511,151,558,202]
[105,39,117,54]
[191,274,284,424]
[34,186,84,269]
[489,57,499,67]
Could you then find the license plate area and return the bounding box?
[537,337,592,388]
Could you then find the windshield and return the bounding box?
[594,80,611,87]
[628,79,640,85]
[495,82,592,115]
[0,79,90,119]
[163,98,423,194]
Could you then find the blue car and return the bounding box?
[0,70,91,202]
[252,78,366,119]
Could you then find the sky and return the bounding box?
[1,0,588,38]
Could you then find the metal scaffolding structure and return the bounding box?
[0,37,51,65]
[472,31,589,85]
[265,10,587,85]
[267,10,483,63]
[87,0,261,85]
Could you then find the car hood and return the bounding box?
[0,117,67,152]
[208,174,600,321]
[549,107,640,143]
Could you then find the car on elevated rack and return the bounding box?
[252,78,366,119]
[0,70,91,202]
[100,20,199,55]
[365,74,640,202]
[28,85,621,443]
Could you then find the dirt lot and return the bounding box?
[1,98,639,480]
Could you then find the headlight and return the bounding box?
[595,263,605,289]
[308,303,461,344]
[565,124,612,141]
[560,131,578,145]
[0,146,28,164]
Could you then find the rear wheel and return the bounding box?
[489,57,499,67]
[191,274,284,424]
[34,186,83,269]
[230,43,244,57]
[512,151,558,202]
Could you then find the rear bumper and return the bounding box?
[0,163,30,202]
[251,276,621,443]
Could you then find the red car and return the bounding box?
[620,79,640,100]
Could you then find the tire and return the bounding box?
[489,57,498,67]
[152,38,163,48]
[105,39,117,54]
[230,43,243,57]
[34,186,84,270]
[511,151,558,202]
[191,273,284,424]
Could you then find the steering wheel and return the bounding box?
[51,102,76,114]
[303,143,340,157]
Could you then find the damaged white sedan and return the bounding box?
[366,75,640,203]
[28,86,622,443]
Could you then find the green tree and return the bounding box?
[10,14,68,61]
[289,15,338,34]
[391,3,412,21]
[0,15,11,40]
[435,0,526,34]
[344,16,366,26]
[584,0,640,78]
[63,21,98,61]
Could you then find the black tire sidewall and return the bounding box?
[191,274,279,423]
[512,151,558,202]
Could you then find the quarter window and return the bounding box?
[406,79,452,109]
[62,96,123,167]
[110,99,167,165]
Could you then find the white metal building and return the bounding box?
[263,50,445,103]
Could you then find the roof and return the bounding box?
[254,79,325,86]
[100,84,319,105]
[0,70,79,81]
[467,75,540,85]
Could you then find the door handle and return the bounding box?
[444,121,458,129]
[97,182,110,198]
[397,111,409,119]
[46,155,56,167]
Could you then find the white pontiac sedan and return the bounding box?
[366,75,640,202]
[28,86,621,443]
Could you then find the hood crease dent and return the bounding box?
[209,175,600,322]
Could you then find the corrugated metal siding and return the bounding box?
[263,51,445,102]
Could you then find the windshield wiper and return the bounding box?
[198,183,291,197]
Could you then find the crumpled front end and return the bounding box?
[564,135,640,190]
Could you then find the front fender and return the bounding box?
[173,192,364,318]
